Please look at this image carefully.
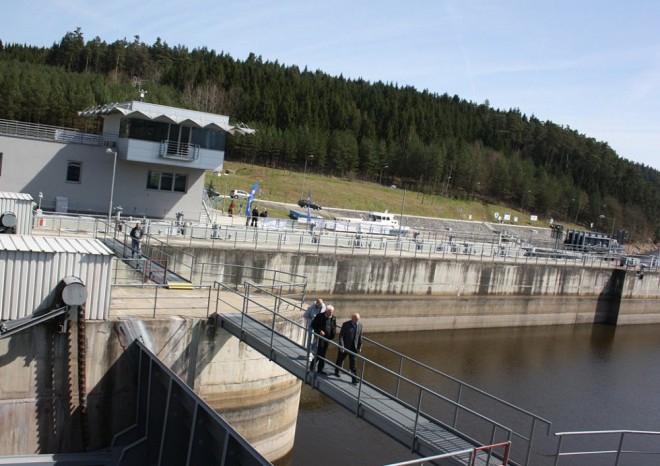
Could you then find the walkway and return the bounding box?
[212,285,552,466]
[217,311,490,464]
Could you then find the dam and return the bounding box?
[0,210,658,465]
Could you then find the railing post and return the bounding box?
[453,384,463,428]
[153,285,158,318]
[615,431,625,466]
[553,434,563,466]
[411,389,424,452]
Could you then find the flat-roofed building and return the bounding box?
[0,101,253,220]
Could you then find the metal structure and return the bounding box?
[212,282,554,466]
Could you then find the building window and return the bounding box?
[66,161,82,183]
[146,171,187,193]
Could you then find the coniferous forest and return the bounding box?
[1,29,658,243]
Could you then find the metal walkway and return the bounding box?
[98,233,193,289]
[212,284,554,466]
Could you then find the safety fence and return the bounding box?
[34,212,657,272]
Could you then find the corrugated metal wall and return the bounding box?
[0,192,34,235]
[0,236,113,321]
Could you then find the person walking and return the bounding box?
[311,305,336,375]
[304,298,326,359]
[335,313,363,384]
[228,201,235,217]
[129,222,143,258]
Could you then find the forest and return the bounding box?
[0,29,658,243]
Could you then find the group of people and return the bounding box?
[245,207,268,227]
[304,298,363,384]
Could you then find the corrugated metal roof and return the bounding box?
[0,191,34,201]
[77,101,256,135]
[0,235,114,255]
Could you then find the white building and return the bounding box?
[0,101,253,220]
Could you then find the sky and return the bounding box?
[3,0,659,170]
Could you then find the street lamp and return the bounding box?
[599,214,616,252]
[470,181,480,200]
[300,155,314,199]
[379,165,389,186]
[105,147,118,224]
[521,190,531,212]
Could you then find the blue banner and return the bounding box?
[246,182,259,216]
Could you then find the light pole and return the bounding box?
[379,165,389,187]
[377,165,389,210]
[599,214,616,252]
[470,181,480,200]
[521,190,531,212]
[300,155,314,199]
[565,198,575,220]
[105,147,118,225]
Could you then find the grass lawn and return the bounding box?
[205,161,558,228]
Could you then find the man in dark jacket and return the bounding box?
[311,305,336,374]
[334,313,363,384]
[129,222,143,258]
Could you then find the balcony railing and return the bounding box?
[159,140,200,161]
[0,118,116,146]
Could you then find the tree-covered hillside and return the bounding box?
[1,29,658,242]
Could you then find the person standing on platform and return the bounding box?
[304,298,326,359]
[129,222,143,258]
[335,313,363,384]
[251,207,259,227]
[311,305,336,374]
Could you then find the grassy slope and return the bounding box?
[206,162,557,228]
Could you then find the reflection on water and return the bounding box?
[279,324,660,466]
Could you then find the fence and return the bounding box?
[33,212,657,272]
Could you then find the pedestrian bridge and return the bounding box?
[212,283,554,466]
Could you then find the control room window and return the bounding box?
[66,161,82,183]
[146,171,187,193]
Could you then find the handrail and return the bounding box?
[38,212,654,274]
[217,281,552,465]
[554,430,660,466]
[383,441,511,466]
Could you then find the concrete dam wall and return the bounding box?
[0,316,302,462]
[171,246,660,330]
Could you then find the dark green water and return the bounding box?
[279,323,660,466]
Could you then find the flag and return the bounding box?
[246,182,259,216]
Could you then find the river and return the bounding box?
[277,323,660,466]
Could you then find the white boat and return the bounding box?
[324,211,410,236]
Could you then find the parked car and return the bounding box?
[298,198,322,210]
[230,189,250,199]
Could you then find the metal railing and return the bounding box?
[554,430,660,466]
[34,212,657,276]
[159,140,200,161]
[383,441,511,466]
[214,282,554,466]
[0,118,116,146]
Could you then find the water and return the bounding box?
[278,323,660,466]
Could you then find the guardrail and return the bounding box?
[217,282,554,466]
[383,441,511,466]
[554,430,660,466]
[35,212,657,273]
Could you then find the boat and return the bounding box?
[324,211,410,236]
